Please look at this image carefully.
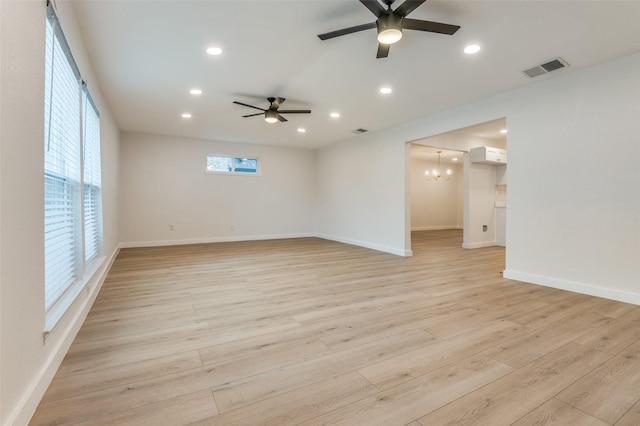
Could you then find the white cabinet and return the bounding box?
[470,146,507,165]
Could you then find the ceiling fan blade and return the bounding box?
[233,101,265,111]
[242,112,264,118]
[394,0,427,18]
[278,110,311,114]
[277,114,288,123]
[359,0,387,18]
[403,18,460,35]
[318,22,376,40]
[272,97,286,109]
[377,43,390,58]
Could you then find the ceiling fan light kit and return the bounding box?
[264,110,279,124]
[318,0,460,58]
[377,14,403,44]
[233,97,311,124]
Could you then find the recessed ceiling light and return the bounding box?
[464,44,481,55]
[330,112,340,118]
[452,158,458,161]
[181,113,192,119]
[500,129,508,134]
[380,87,392,94]
[206,47,223,56]
[190,89,202,95]
[297,128,306,133]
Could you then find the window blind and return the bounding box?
[44,14,82,310]
[44,2,103,317]
[83,85,102,263]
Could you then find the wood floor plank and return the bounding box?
[575,308,640,355]
[615,398,640,426]
[57,318,301,375]
[40,350,203,403]
[30,231,640,425]
[483,303,619,369]
[196,328,321,367]
[65,321,211,359]
[196,339,333,384]
[34,339,331,425]
[212,329,437,413]
[290,291,433,323]
[188,372,378,426]
[358,320,523,391]
[310,300,461,349]
[31,368,221,425]
[511,398,609,426]
[504,295,597,329]
[300,355,512,426]
[557,338,640,424]
[421,302,541,339]
[416,342,610,425]
[70,390,217,426]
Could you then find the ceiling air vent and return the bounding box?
[352,128,368,134]
[523,57,569,78]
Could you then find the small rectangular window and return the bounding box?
[233,157,258,173]
[206,154,260,174]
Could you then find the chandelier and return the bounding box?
[425,151,452,181]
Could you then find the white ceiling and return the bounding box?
[411,117,507,162]
[71,0,640,149]
[410,146,463,164]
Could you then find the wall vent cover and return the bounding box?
[523,57,569,78]
[352,128,368,134]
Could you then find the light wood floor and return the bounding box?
[31,230,640,425]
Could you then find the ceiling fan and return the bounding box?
[233,97,311,123]
[318,0,461,58]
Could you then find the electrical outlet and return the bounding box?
[483,225,488,232]
[169,224,174,231]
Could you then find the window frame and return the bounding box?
[205,154,261,176]
[44,1,104,333]
[82,84,103,264]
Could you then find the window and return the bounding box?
[83,85,102,263]
[206,154,260,174]
[44,3,103,323]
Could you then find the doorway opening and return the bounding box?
[408,118,507,254]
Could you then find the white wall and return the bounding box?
[317,51,640,304]
[316,135,409,256]
[495,165,507,247]
[410,158,462,231]
[503,54,640,303]
[463,157,497,249]
[0,2,120,425]
[119,132,316,246]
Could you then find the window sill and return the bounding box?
[204,170,262,176]
[44,255,106,339]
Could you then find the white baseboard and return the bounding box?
[120,233,413,257]
[503,269,640,306]
[411,225,462,231]
[120,233,315,249]
[462,241,497,249]
[316,233,412,257]
[12,246,120,426]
